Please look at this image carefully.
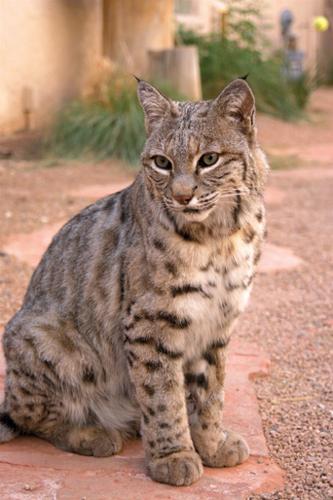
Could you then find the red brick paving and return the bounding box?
[3,222,65,268]
[258,243,304,274]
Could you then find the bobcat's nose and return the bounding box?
[173,193,193,205]
[172,175,197,206]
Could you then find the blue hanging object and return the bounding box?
[280,9,294,37]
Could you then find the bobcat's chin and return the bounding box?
[181,206,214,222]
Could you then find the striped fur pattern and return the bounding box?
[1,79,268,486]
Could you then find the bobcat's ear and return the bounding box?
[212,79,256,137]
[136,80,172,135]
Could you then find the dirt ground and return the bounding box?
[0,89,332,499]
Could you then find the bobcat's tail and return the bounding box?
[0,405,20,443]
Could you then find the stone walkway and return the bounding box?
[0,178,306,499]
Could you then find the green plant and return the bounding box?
[177,0,315,120]
[48,78,185,165]
[49,80,144,164]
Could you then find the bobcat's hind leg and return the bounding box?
[50,425,123,457]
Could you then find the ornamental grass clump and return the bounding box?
[49,78,145,164]
[49,76,186,164]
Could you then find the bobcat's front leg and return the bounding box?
[186,340,249,467]
[124,318,203,486]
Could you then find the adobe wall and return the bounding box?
[103,0,174,76]
[0,0,102,134]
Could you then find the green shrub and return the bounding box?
[178,0,315,120]
[49,78,185,165]
[49,81,145,164]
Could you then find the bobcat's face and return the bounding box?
[138,79,258,223]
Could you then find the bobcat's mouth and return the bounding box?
[163,196,215,222]
[182,207,201,214]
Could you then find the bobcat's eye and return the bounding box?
[198,153,219,168]
[153,155,172,170]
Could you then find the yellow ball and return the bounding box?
[313,16,329,32]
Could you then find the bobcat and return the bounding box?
[0,78,268,486]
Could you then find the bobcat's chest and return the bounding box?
[175,232,255,361]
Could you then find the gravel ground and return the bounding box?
[245,89,333,499]
[0,90,332,499]
[244,169,333,499]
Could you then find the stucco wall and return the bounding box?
[0,0,102,134]
[103,0,174,76]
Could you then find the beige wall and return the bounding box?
[0,0,176,135]
[103,0,174,76]
[0,0,102,134]
[319,0,333,76]
[175,0,227,35]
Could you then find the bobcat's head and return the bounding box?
[137,79,266,224]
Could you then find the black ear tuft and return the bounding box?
[133,75,142,83]
[239,74,249,81]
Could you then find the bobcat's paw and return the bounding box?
[148,450,203,486]
[54,427,123,457]
[84,428,123,457]
[202,430,249,468]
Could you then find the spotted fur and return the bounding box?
[0,79,268,486]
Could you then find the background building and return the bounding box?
[0,0,174,134]
[1,0,332,135]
